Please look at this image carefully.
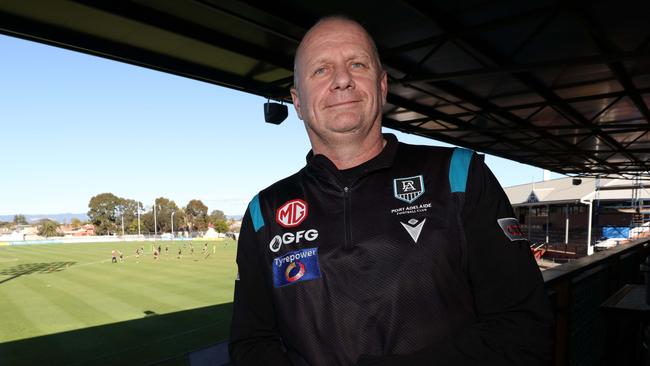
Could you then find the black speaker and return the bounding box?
[264,102,288,124]
[572,178,582,186]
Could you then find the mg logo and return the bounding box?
[276,199,308,228]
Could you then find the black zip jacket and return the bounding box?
[229,134,553,366]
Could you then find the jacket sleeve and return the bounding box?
[229,202,293,365]
[358,155,554,366]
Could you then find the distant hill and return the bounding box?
[0,213,89,224]
[0,212,240,224]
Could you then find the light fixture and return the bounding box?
[264,99,288,124]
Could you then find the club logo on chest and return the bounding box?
[394,175,424,204]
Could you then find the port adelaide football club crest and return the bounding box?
[391,175,432,242]
[394,175,424,203]
[391,175,432,216]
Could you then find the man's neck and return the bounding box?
[310,132,386,170]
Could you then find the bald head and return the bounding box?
[293,16,382,88]
[288,15,388,166]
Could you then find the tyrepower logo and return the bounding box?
[276,199,308,228]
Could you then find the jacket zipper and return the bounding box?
[343,186,351,249]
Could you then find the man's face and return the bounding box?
[291,20,387,143]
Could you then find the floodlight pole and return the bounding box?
[137,204,140,236]
[171,211,176,237]
[115,207,124,237]
[154,202,158,239]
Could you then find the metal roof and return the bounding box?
[1,0,649,177]
[505,177,650,206]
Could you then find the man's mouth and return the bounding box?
[326,100,360,108]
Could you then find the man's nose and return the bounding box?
[330,66,354,91]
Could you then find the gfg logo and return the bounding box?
[269,229,319,252]
[276,199,308,228]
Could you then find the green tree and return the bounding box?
[71,218,82,229]
[128,218,139,234]
[175,210,186,233]
[141,211,156,235]
[208,210,229,234]
[150,197,182,234]
[118,198,143,234]
[37,219,63,237]
[185,199,208,233]
[87,193,122,235]
[13,214,28,225]
[213,219,229,233]
[209,209,226,225]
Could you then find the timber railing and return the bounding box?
[544,237,650,365]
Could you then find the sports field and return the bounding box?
[0,240,237,366]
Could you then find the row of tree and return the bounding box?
[87,193,229,236]
[0,215,68,237]
[1,214,86,228]
[0,214,30,228]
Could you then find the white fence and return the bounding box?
[0,234,224,246]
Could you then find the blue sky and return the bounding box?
[0,34,561,216]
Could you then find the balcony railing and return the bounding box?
[544,237,650,365]
[159,238,650,366]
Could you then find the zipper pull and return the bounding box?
[343,186,349,193]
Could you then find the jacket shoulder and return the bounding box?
[244,168,305,232]
[258,168,304,199]
[397,141,458,159]
[396,142,478,193]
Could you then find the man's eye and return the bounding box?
[314,68,326,75]
[351,62,365,68]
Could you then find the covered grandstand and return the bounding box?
[1,1,649,365]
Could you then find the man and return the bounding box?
[229,16,553,366]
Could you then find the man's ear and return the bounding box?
[380,70,388,106]
[290,87,304,120]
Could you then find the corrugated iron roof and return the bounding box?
[505,177,650,206]
[1,0,649,177]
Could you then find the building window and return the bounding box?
[531,206,548,217]
[568,205,586,214]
